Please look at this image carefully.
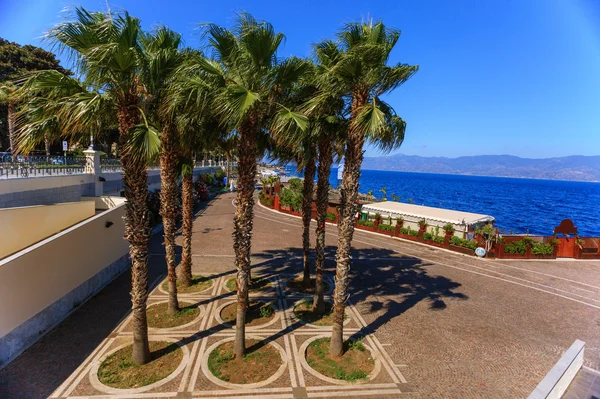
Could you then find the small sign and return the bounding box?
[62,141,68,151]
[337,163,344,180]
[475,247,486,257]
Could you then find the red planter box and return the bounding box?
[449,245,476,256]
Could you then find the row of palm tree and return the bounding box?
[15,7,416,366]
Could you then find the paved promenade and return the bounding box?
[1,191,600,398]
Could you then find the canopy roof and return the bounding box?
[361,201,495,226]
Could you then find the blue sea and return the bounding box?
[282,166,600,236]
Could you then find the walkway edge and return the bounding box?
[527,339,585,399]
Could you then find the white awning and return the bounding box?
[360,201,494,227]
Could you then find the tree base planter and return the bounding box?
[159,275,213,294]
[301,337,379,384]
[95,340,184,390]
[218,301,276,328]
[147,301,202,329]
[204,338,287,388]
[293,300,349,327]
[286,277,331,295]
[224,275,272,293]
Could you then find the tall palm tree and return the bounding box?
[164,51,223,288]
[17,8,161,365]
[322,21,418,356]
[143,27,186,314]
[198,13,308,358]
[298,43,349,314]
[299,144,316,287]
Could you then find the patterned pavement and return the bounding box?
[49,272,413,399]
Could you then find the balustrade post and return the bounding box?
[84,149,103,196]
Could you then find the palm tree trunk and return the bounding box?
[118,106,151,366]
[330,96,367,357]
[301,154,316,287]
[178,151,194,287]
[159,124,180,315]
[232,118,257,358]
[8,101,16,161]
[313,139,333,314]
[44,134,51,163]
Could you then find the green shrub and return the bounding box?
[280,187,302,212]
[408,229,418,237]
[258,192,272,207]
[434,236,445,243]
[399,227,409,235]
[378,224,394,232]
[522,236,534,245]
[357,220,374,227]
[450,236,477,250]
[288,177,303,191]
[505,240,527,254]
[531,242,553,255]
[326,212,336,221]
[423,232,433,241]
[418,219,428,228]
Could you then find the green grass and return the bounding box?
[306,338,374,382]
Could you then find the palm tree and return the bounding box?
[143,27,187,314]
[164,51,225,288]
[17,8,161,365]
[198,13,308,358]
[380,186,387,200]
[299,145,316,287]
[296,46,349,313]
[322,21,418,356]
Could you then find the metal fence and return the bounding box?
[0,156,87,179]
[0,156,234,179]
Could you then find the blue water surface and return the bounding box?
[322,169,600,236]
[282,165,600,236]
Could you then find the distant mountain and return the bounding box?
[358,154,600,182]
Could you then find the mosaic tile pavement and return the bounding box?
[49,273,414,399]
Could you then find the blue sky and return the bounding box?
[1,0,599,158]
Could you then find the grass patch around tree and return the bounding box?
[286,277,330,294]
[306,337,374,382]
[207,339,282,384]
[293,300,346,326]
[161,275,213,294]
[147,302,200,328]
[220,301,275,327]
[225,275,271,292]
[98,341,183,388]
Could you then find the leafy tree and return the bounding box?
[0,37,70,156]
[319,21,418,356]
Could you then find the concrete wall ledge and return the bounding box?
[528,339,585,399]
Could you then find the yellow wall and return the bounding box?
[0,201,95,259]
[0,202,129,339]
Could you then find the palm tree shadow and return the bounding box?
[250,245,468,341]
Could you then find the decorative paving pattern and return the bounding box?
[49,273,414,399]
